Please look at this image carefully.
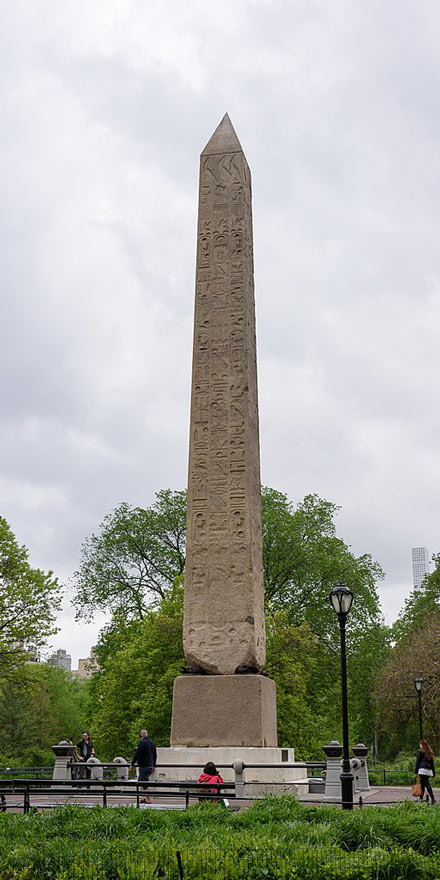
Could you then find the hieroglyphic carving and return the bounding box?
[184,114,266,675]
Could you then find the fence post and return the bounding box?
[87,757,103,798]
[323,741,343,803]
[383,768,386,785]
[185,789,189,809]
[51,740,76,787]
[350,757,362,792]
[113,757,129,787]
[176,850,184,879]
[233,760,245,799]
[352,744,370,792]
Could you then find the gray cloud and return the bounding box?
[1,0,440,662]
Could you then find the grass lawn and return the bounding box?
[2,796,440,878]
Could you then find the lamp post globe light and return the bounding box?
[414,676,423,741]
[329,583,354,810]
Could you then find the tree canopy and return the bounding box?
[0,664,90,766]
[392,552,440,644]
[73,488,383,644]
[0,517,61,675]
[72,490,186,621]
[376,611,440,756]
[5,489,439,764]
[72,487,385,759]
[262,489,383,650]
[374,555,440,758]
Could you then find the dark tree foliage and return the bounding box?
[376,611,440,757]
[262,488,383,651]
[76,487,385,758]
[0,665,90,765]
[72,490,186,621]
[392,552,440,644]
[0,516,61,675]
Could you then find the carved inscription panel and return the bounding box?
[184,123,266,675]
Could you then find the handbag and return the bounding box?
[412,775,422,798]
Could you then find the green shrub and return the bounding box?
[2,799,440,878]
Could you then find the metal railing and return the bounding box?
[0,760,326,779]
[0,765,54,779]
[0,776,236,813]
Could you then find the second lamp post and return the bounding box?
[329,583,354,810]
[414,676,423,741]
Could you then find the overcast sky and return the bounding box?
[2,1,440,666]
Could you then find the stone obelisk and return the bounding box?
[170,114,277,748]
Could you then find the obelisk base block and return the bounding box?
[156,745,309,797]
[170,675,277,748]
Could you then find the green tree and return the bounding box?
[348,621,391,750]
[77,488,385,755]
[392,552,440,644]
[73,491,186,622]
[375,611,440,758]
[74,488,383,642]
[0,517,61,674]
[89,580,185,759]
[262,489,383,649]
[0,665,90,765]
[266,613,340,758]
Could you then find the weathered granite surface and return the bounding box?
[183,114,266,675]
[170,675,277,747]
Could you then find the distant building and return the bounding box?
[47,648,72,672]
[412,547,430,589]
[73,647,99,679]
[26,646,40,664]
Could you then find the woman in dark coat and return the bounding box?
[415,739,436,804]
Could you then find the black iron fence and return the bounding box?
[369,767,439,787]
[0,776,236,813]
[0,762,425,785]
[0,761,427,815]
[1,845,439,879]
[0,778,412,814]
[0,761,325,779]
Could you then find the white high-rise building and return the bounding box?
[412,547,430,589]
[47,648,72,672]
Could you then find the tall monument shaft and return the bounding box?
[183,114,266,675]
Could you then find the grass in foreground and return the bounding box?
[3,797,440,878]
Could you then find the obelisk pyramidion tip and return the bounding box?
[201,113,244,156]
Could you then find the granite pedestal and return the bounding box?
[157,745,308,797]
[170,675,277,748]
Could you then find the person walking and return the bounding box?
[415,739,436,804]
[129,729,157,804]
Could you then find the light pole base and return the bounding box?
[340,770,354,810]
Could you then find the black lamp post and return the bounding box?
[329,583,354,810]
[414,676,423,741]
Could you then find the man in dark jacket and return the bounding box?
[130,729,157,804]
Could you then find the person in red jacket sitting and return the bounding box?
[198,762,224,802]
